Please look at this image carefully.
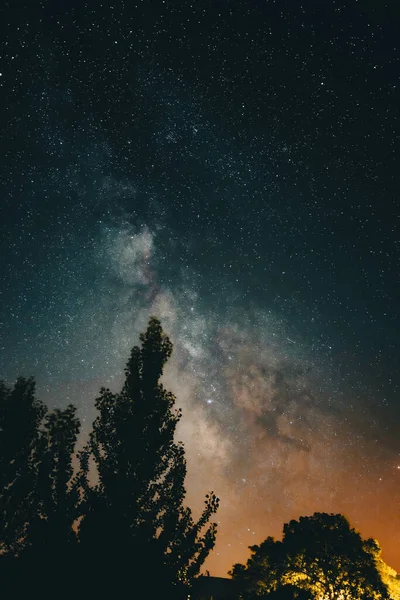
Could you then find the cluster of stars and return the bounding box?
[0,0,399,577]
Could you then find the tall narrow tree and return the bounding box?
[78,317,219,598]
[25,405,81,555]
[14,404,81,594]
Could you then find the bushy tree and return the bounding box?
[282,513,390,599]
[78,317,219,598]
[231,512,391,600]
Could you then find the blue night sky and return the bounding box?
[1,0,399,575]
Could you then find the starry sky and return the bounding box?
[1,0,399,576]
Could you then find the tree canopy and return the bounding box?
[78,316,219,597]
[0,317,219,599]
[230,512,393,600]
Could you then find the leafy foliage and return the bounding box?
[26,405,81,557]
[78,317,219,597]
[0,318,219,597]
[231,512,392,600]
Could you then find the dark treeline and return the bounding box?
[1,317,398,600]
[0,317,219,599]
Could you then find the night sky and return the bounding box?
[1,0,399,575]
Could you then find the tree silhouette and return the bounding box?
[231,512,391,600]
[230,536,287,598]
[0,377,46,557]
[0,379,81,595]
[23,405,80,583]
[282,513,390,599]
[78,317,219,598]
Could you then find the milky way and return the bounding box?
[74,212,397,575]
[4,181,397,574]
[1,0,399,575]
